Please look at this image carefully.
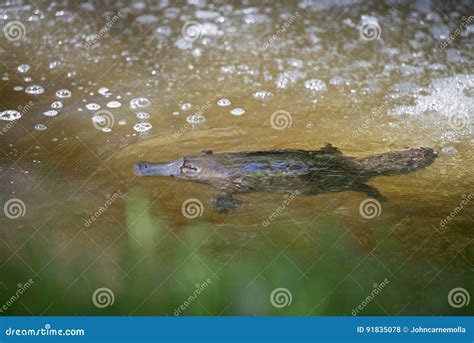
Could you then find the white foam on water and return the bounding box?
[230,108,245,116]
[133,122,152,132]
[217,98,231,106]
[56,89,71,98]
[51,101,63,109]
[43,110,59,117]
[17,64,31,73]
[86,103,101,111]
[107,101,121,108]
[0,110,22,121]
[25,85,45,95]
[253,91,274,100]
[186,114,205,124]
[34,124,48,131]
[304,79,327,92]
[130,97,151,109]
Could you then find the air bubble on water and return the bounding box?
[92,116,105,124]
[102,128,112,133]
[49,61,61,69]
[304,79,327,92]
[180,103,192,111]
[130,97,151,109]
[86,103,101,111]
[25,85,45,95]
[18,64,31,73]
[51,101,63,109]
[13,86,23,91]
[56,89,71,98]
[133,122,152,132]
[43,110,59,117]
[230,108,245,116]
[186,114,206,124]
[0,110,22,121]
[98,87,112,97]
[135,14,158,24]
[252,91,274,100]
[107,101,121,108]
[35,124,47,131]
[217,98,231,106]
[23,76,32,82]
[118,120,127,125]
[441,146,458,155]
[172,111,180,116]
[137,112,150,119]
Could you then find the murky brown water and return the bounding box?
[0,0,472,315]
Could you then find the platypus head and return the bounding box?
[134,154,230,181]
[134,158,184,177]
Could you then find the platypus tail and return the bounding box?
[356,147,438,176]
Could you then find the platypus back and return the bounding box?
[356,147,438,176]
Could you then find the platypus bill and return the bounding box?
[134,144,437,213]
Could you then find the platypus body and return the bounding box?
[134,144,437,213]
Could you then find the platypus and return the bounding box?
[134,144,437,213]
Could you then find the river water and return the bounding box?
[0,0,472,315]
